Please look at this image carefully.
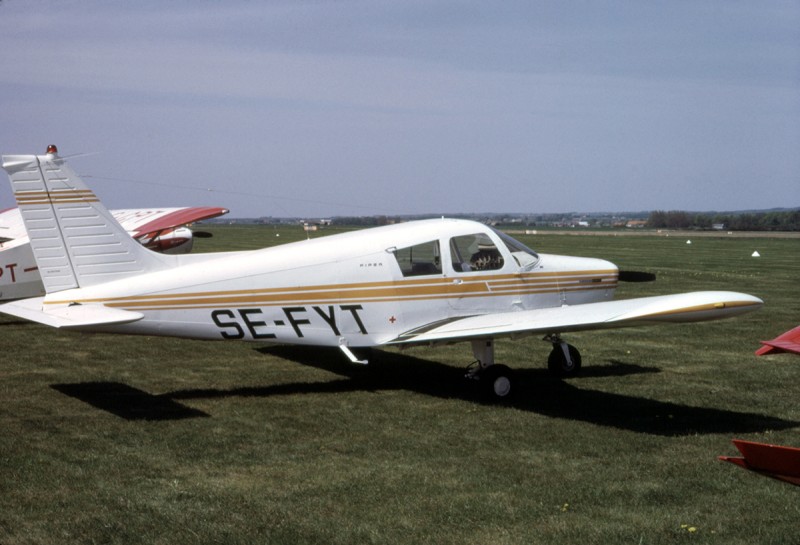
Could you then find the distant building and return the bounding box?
[626,220,648,228]
[302,219,333,231]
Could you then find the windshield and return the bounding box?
[492,228,540,270]
[450,233,504,272]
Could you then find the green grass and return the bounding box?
[1,225,798,544]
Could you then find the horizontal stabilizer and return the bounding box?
[0,297,143,328]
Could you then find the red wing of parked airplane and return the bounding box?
[115,207,229,239]
[756,325,800,356]
[720,439,800,486]
[0,204,228,300]
[112,207,229,253]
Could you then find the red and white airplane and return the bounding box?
[0,167,227,301]
[0,147,763,398]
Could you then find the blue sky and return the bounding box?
[0,0,797,217]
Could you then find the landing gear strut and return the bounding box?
[465,336,581,399]
[544,334,582,377]
[466,339,514,399]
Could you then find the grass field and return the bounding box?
[1,225,798,544]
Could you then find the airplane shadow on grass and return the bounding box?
[51,382,210,421]
[53,346,798,436]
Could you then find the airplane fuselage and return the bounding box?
[40,219,618,347]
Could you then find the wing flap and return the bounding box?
[1,297,144,328]
[392,291,763,344]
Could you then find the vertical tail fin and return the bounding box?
[2,147,171,293]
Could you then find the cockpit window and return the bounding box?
[492,228,540,270]
[393,240,442,277]
[450,233,504,272]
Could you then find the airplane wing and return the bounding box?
[1,207,229,244]
[756,325,800,356]
[111,207,229,238]
[720,439,800,486]
[391,291,763,344]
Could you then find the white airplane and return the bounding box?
[0,177,228,300]
[0,147,763,398]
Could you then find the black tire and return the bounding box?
[482,364,514,399]
[548,344,582,377]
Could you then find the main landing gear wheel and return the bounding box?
[468,339,514,400]
[482,364,514,399]
[548,343,582,377]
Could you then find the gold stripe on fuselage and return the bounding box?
[43,269,618,311]
[46,269,620,303]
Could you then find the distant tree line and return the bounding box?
[332,216,393,227]
[647,210,800,231]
